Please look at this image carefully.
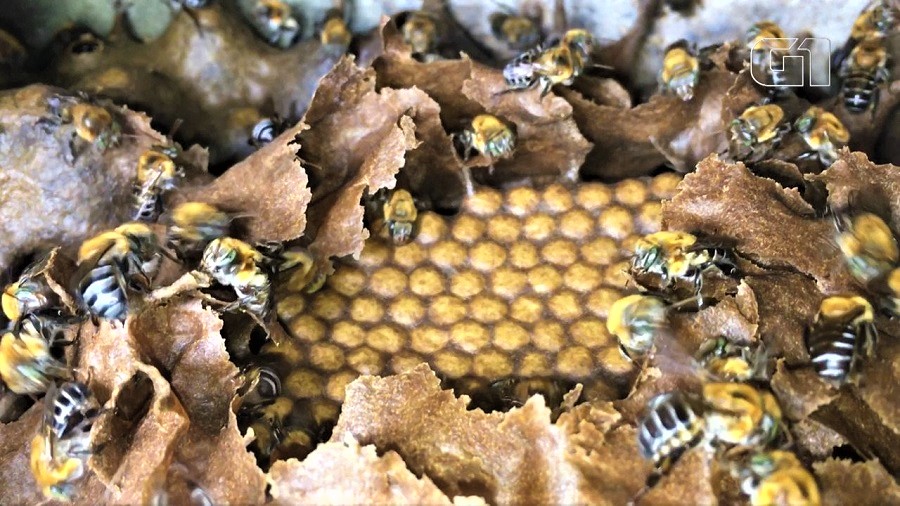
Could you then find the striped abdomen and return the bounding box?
[842,71,878,112]
[638,392,705,468]
[807,320,869,384]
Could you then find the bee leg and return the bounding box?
[539,78,553,98]
[461,166,475,197]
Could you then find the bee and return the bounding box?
[455,114,516,162]
[320,8,351,48]
[490,12,541,50]
[660,40,700,101]
[253,0,301,48]
[375,188,419,245]
[833,212,898,284]
[874,266,900,317]
[3,251,57,324]
[793,107,850,166]
[702,382,783,448]
[746,21,791,89]
[607,294,671,361]
[248,115,291,148]
[167,202,233,262]
[630,231,738,295]
[850,0,896,42]
[488,377,571,413]
[840,34,891,113]
[729,104,788,162]
[738,450,821,506]
[242,395,293,463]
[73,223,162,321]
[697,337,766,382]
[30,381,100,501]
[806,295,877,386]
[236,365,282,409]
[397,11,440,57]
[133,146,184,222]
[0,316,70,395]
[267,243,327,294]
[47,96,120,153]
[637,391,706,479]
[199,237,271,323]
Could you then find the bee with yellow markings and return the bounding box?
[73,223,162,321]
[2,251,57,324]
[0,315,70,395]
[490,12,541,50]
[607,294,671,361]
[501,29,596,97]
[30,381,100,501]
[253,0,301,48]
[834,211,898,284]
[320,8,351,48]
[241,395,295,464]
[167,202,233,262]
[133,145,184,222]
[376,188,419,246]
[661,40,700,101]
[396,11,441,58]
[806,295,877,386]
[630,231,738,295]
[840,34,891,113]
[793,107,850,166]
[638,391,706,485]
[47,96,120,153]
[873,267,900,317]
[738,450,821,506]
[257,241,326,294]
[456,114,516,161]
[729,104,788,162]
[697,337,766,382]
[200,237,271,323]
[852,0,896,40]
[702,382,783,448]
[236,365,282,409]
[746,21,791,89]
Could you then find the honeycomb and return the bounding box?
[268,174,682,421]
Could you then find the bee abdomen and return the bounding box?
[638,392,704,467]
[132,190,162,222]
[78,265,128,320]
[706,247,738,275]
[842,72,877,112]
[807,324,858,383]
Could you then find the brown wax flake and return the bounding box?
[0,84,170,268]
[791,418,849,461]
[332,363,593,504]
[670,291,759,349]
[639,449,716,506]
[179,120,311,243]
[811,150,900,224]
[833,82,900,157]
[745,273,821,365]
[663,155,856,293]
[769,361,838,422]
[814,459,900,506]
[559,69,757,180]
[297,57,444,263]
[0,406,49,504]
[267,440,483,505]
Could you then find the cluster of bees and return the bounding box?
[660,1,896,167]
[597,193,900,502]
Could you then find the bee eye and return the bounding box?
[69,35,103,55]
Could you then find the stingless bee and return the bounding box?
[199,237,271,324]
[745,21,791,89]
[320,8,352,48]
[253,0,301,48]
[2,251,57,324]
[873,267,900,317]
[236,365,282,409]
[607,294,671,361]
[806,295,877,386]
[638,391,706,482]
[46,96,121,154]
[833,211,898,284]
[396,11,440,58]
[660,40,700,101]
[372,188,419,246]
[0,316,70,395]
[167,202,233,262]
[793,106,850,167]
[737,450,820,506]
[490,11,541,50]
[500,29,597,97]
[729,104,788,162]
[259,242,327,294]
[30,381,101,501]
[702,382,783,448]
[454,114,516,195]
[249,115,291,148]
[487,377,571,412]
[696,337,767,382]
[73,223,162,321]
[133,145,184,222]
[840,34,891,113]
[630,231,738,295]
